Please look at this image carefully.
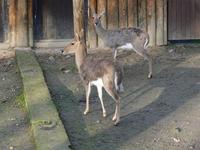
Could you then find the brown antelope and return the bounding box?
[62,29,124,125]
[92,11,153,79]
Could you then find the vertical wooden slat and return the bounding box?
[73,0,85,39]
[16,0,29,47]
[185,0,191,39]
[119,0,127,28]
[180,0,186,39]
[28,0,33,47]
[138,0,147,30]
[88,0,97,48]
[195,0,200,39]
[197,0,200,39]
[176,0,181,39]
[127,0,137,27]
[191,0,195,39]
[9,0,16,47]
[168,0,176,40]
[107,0,118,29]
[163,0,167,44]
[156,0,164,45]
[97,0,106,47]
[147,0,156,46]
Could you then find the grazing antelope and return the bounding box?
[62,30,124,125]
[92,11,153,79]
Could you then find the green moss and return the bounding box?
[16,92,26,109]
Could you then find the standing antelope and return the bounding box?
[92,11,153,79]
[62,30,124,125]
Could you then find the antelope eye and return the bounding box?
[71,42,75,45]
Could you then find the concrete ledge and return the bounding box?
[16,50,71,150]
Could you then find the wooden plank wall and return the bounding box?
[168,0,200,40]
[87,0,167,48]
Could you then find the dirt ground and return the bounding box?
[36,45,200,150]
[0,51,34,150]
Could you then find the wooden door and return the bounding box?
[168,0,200,40]
[33,0,74,40]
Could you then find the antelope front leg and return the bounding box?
[112,48,118,60]
[145,53,153,79]
[132,45,153,79]
[112,105,117,121]
[84,83,91,115]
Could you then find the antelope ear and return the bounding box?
[98,11,105,19]
[75,33,80,41]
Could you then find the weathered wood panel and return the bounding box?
[107,0,118,29]
[156,0,164,45]
[9,0,16,47]
[97,0,106,47]
[147,0,156,46]
[73,0,84,40]
[127,0,137,27]
[119,0,127,28]
[88,0,97,48]
[163,0,167,44]
[138,0,147,30]
[16,0,29,47]
[168,0,200,40]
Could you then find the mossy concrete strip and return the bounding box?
[16,50,71,150]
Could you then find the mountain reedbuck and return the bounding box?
[62,30,124,125]
[92,11,153,79]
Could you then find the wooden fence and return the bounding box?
[87,0,167,47]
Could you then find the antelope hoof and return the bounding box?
[112,116,117,122]
[148,74,152,79]
[84,110,89,115]
[114,119,120,126]
[103,112,107,118]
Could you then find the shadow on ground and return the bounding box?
[37,47,200,150]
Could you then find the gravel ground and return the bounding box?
[36,45,200,150]
[0,50,35,150]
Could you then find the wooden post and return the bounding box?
[16,0,29,47]
[8,0,17,47]
[127,0,137,27]
[97,0,106,47]
[73,0,85,40]
[147,0,156,46]
[156,0,164,45]
[87,0,97,48]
